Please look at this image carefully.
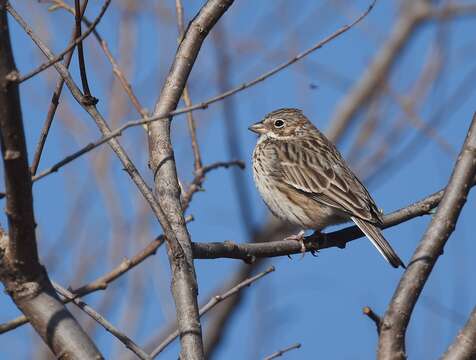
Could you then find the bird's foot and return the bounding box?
[309,230,327,255]
[284,230,306,259]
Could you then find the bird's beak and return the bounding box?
[248,122,266,134]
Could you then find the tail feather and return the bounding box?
[351,217,406,269]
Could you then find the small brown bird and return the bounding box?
[249,108,405,268]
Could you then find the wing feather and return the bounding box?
[275,139,382,224]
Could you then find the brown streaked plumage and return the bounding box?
[249,108,405,268]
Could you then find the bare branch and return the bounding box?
[327,1,476,144]
[12,0,378,183]
[383,84,455,156]
[0,213,191,334]
[326,0,429,143]
[73,0,96,104]
[0,3,101,356]
[441,306,476,360]
[15,0,111,83]
[149,0,237,357]
[30,0,89,175]
[150,267,275,357]
[53,283,151,360]
[263,343,302,360]
[364,64,476,187]
[201,221,293,357]
[175,0,202,171]
[6,1,184,259]
[378,113,476,359]
[0,236,160,334]
[181,160,245,210]
[50,0,148,118]
[363,306,381,334]
[192,179,470,261]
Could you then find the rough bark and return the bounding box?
[0,3,102,358]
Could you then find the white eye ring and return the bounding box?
[274,119,285,128]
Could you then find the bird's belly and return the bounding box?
[253,171,343,230]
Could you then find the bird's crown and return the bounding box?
[248,107,316,139]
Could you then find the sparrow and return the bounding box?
[249,108,405,268]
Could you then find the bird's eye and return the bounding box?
[274,119,285,128]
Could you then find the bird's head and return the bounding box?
[248,108,312,139]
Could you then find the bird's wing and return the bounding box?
[275,139,382,224]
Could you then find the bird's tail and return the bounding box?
[351,216,406,269]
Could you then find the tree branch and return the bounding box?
[175,0,202,172]
[441,306,476,360]
[150,267,275,357]
[15,0,111,83]
[200,220,295,357]
[0,3,101,357]
[30,0,89,175]
[363,306,382,334]
[326,0,430,143]
[263,343,302,360]
[192,179,468,260]
[53,283,151,360]
[49,0,148,118]
[8,0,377,184]
[73,0,96,104]
[378,113,476,359]
[326,0,476,144]
[6,0,184,261]
[149,1,235,358]
[181,160,245,210]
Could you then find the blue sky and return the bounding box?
[1,1,475,359]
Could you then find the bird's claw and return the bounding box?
[284,230,306,259]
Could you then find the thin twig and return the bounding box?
[175,0,202,171]
[30,0,89,175]
[354,44,443,177]
[326,0,476,144]
[150,266,276,357]
[181,160,245,210]
[263,343,302,360]
[363,306,381,334]
[383,83,455,156]
[365,64,476,187]
[74,0,96,104]
[16,0,376,181]
[53,283,151,360]
[50,0,148,118]
[16,0,111,83]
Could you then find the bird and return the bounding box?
[249,108,405,268]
